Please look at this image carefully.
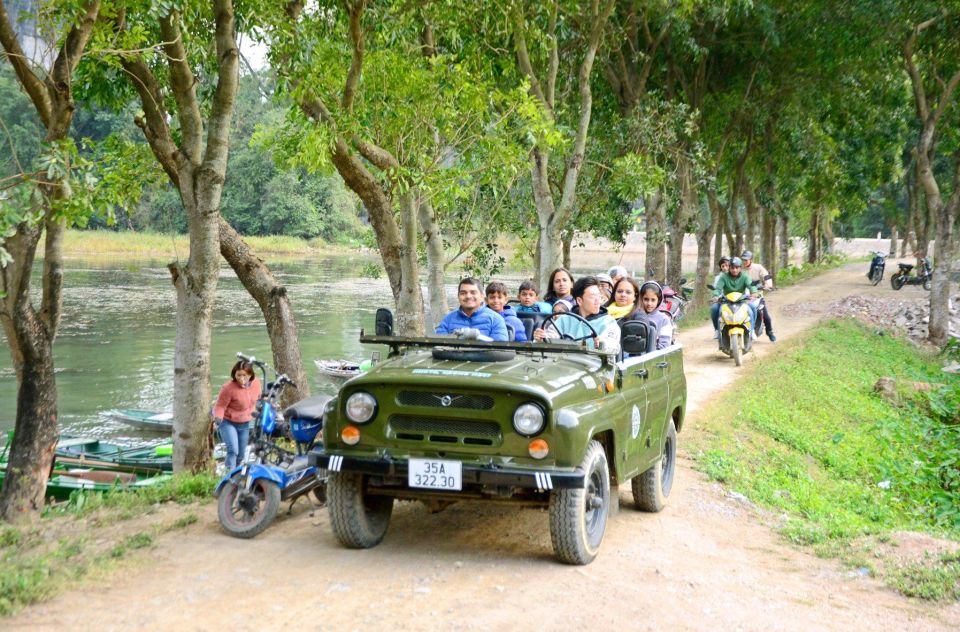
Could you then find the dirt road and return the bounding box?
[10,263,959,631]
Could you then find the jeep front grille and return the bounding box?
[396,391,495,410]
[389,414,500,446]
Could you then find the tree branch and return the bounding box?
[342,0,365,113]
[0,2,52,126]
[119,55,180,186]
[203,0,240,171]
[511,2,550,114]
[160,12,203,162]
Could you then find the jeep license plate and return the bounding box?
[408,459,462,491]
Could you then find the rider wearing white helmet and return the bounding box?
[741,250,776,342]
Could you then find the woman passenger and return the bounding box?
[605,277,641,322]
[543,268,575,305]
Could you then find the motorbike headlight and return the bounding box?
[345,392,377,424]
[513,402,546,436]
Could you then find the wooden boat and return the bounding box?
[54,437,173,473]
[0,466,171,502]
[104,409,173,433]
[314,359,361,383]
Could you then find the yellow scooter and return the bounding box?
[718,291,754,366]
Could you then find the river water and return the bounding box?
[0,255,413,444]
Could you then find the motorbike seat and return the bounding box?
[284,394,331,421]
[898,263,914,273]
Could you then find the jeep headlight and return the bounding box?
[345,392,377,424]
[513,402,545,436]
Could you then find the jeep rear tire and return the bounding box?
[633,419,677,512]
[328,472,393,548]
[549,440,609,565]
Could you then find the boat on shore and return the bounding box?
[103,409,173,433]
[314,359,361,383]
[0,467,171,501]
[54,437,173,473]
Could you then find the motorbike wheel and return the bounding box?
[731,332,743,367]
[871,267,883,286]
[217,475,281,539]
[890,274,906,291]
[923,278,932,291]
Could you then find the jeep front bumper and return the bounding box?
[309,451,585,490]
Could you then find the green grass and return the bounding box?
[62,229,360,258]
[0,473,214,616]
[689,319,960,599]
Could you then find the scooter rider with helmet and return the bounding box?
[711,257,758,340]
[741,250,776,342]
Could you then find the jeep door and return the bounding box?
[617,355,650,478]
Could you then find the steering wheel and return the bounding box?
[541,312,599,342]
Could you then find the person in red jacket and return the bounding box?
[212,360,261,469]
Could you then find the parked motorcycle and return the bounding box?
[890,258,932,291]
[661,278,691,324]
[216,353,328,538]
[866,251,887,286]
[717,291,754,366]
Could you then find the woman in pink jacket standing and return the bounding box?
[212,360,261,469]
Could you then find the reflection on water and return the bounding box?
[0,256,533,445]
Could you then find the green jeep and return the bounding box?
[309,312,686,565]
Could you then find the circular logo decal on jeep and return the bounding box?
[631,405,642,439]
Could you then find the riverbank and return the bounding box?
[62,229,363,259]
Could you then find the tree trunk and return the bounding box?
[666,157,696,287]
[532,149,562,288]
[396,193,425,336]
[713,205,724,263]
[693,201,717,308]
[922,158,959,346]
[762,208,776,280]
[807,210,820,264]
[217,218,309,408]
[889,225,898,258]
[644,191,667,280]
[778,213,790,270]
[418,196,447,332]
[822,215,834,256]
[743,182,759,253]
[562,229,573,271]
[170,178,223,472]
[0,0,101,520]
[0,224,60,522]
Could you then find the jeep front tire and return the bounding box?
[328,471,394,548]
[549,439,610,565]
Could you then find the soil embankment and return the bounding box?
[9,263,960,631]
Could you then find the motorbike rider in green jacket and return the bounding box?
[710,257,758,339]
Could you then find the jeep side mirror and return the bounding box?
[375,308,394,336]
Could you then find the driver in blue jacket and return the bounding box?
[435,277,509,341]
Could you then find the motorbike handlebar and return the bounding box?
[235,352,265,366]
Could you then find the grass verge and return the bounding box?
[0,473,216,617]
[62,229,361,258]
[688,318,960,600]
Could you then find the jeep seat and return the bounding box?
[620,319,657,356]
[516,311,547,341]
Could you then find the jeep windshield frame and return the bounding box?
[359,332,617,360]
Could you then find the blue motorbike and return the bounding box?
[216,353,330,538]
